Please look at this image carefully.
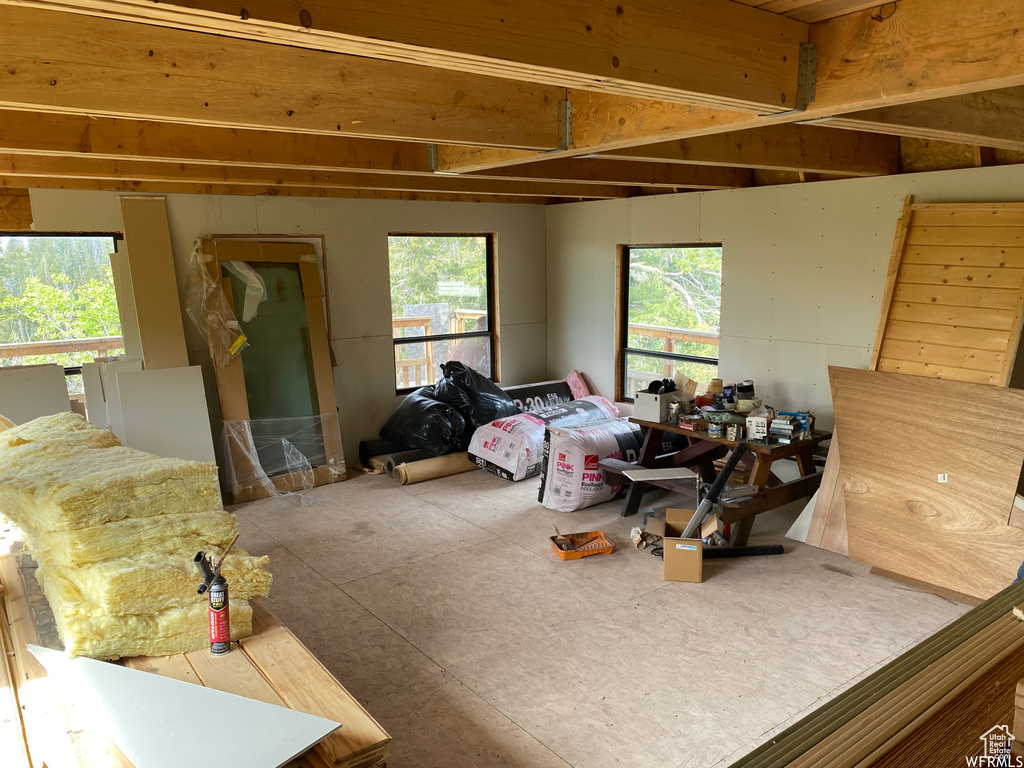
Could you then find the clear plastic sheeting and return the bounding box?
[222,416,345,506]
[185,239,250,367]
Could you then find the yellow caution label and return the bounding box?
[228,334,247,356]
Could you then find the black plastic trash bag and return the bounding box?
[379,386,467,456]
[433,361,520,430]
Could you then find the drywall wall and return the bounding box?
[29,190,548,463]
[546,163,1024,427]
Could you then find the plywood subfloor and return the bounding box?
[228,469,970,768]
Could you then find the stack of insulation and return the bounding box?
[0,412,272,659]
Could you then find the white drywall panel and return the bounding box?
[0,364,70,424]
[81,362,106,427]
[29,189,549,464]
[546,162,1024,426]
[626,193,701,244]
[116,366,216,463]
[546,199,631,399]
[100,359,144,442]
[29,644,339,768]
[494,321,548,386]
[109,244,144,361]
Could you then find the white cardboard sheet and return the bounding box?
[0,363,70,424]
[28,644,340,768]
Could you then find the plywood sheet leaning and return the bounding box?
[120,196,189,370]
[804,432,848,556]
[870,197,1024,387]
[829,365,1024,601]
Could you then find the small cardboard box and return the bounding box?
[634,392,671,422]
[746,415,769,441]
[646,508,719,583]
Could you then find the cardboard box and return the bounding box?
[646,508,719,583]
[746,415,769,441]
[634,392,671,422]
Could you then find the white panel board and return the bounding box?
[100,359,144,442]
[28,645,339,768]
[786,489,818,543]
[0,364,70,424]
[81,362,106,427]
[110,244,144,361]
[116,366,216,463]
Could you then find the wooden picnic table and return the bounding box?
[603,418,831,546]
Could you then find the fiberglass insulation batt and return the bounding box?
[0,412,271,658]
[0,442,222,533]
[37,562,254,658]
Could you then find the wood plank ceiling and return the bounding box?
[0,0,1022,206]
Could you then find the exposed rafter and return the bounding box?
[0,0,808,112]
[0,111,753,189]
[0,5,563,149]
[0,178,557,205]
[476,159,750,189]
[0,111,434,174]
[0,155,636,199]
[437,0,1024,172]
[814,88,1024,153]
[598,125,900,177]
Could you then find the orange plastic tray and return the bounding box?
[549,530,615,560]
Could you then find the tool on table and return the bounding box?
[194,531,240,656]
[679,442,749,539]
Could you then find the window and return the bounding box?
[619,244,722,401]
[388,234,496,393]
[0,233,123,393]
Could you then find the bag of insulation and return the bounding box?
[538,418,675,511]
[468,396,618,481]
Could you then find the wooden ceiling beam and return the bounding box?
[814,88,1024,152]
[2,0,807,113]
[475,158,750,189]
[598,124,900,176]
[0,111,748,188]
[0,154,633,199]
[0,111,435,174]
[0,5,562,149]
[438,0,1024,172]
[731,1,885,23]
[1,177,556,205]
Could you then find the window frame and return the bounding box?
[0,231,124,378]
[387,232,498,395]
[617,243,722,403]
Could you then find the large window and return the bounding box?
[0,233,123,393]
[388,234,496,393]
[619,244,722,401]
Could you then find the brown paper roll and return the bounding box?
[393,453,479,485]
